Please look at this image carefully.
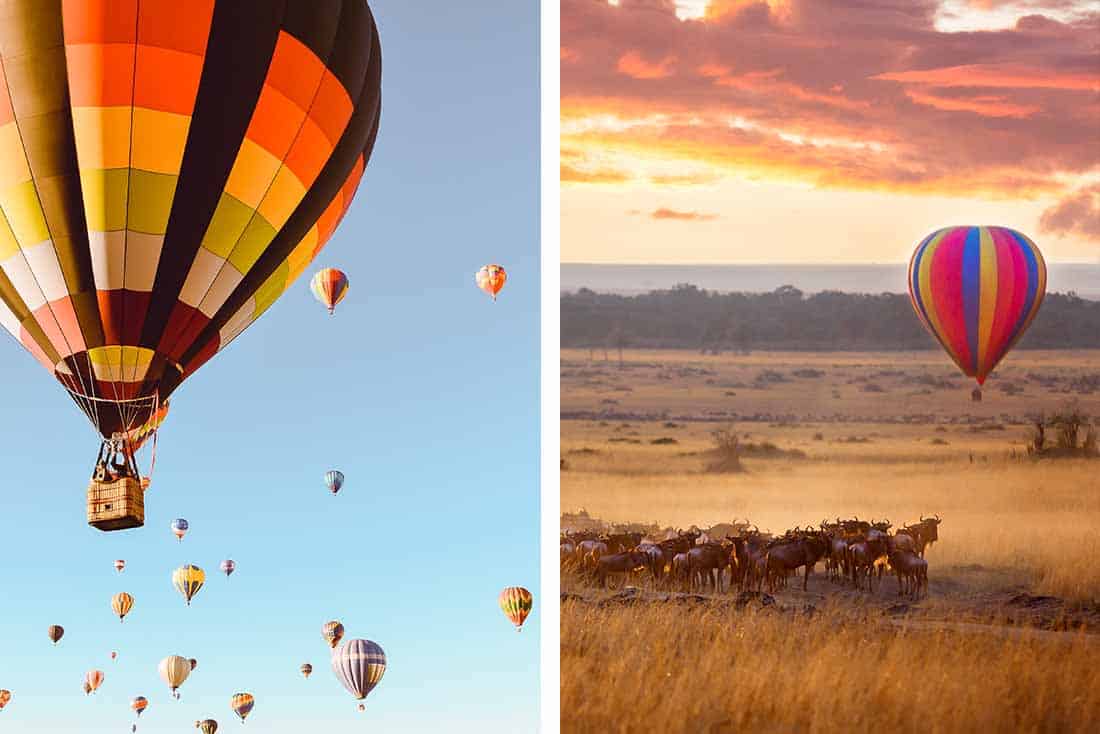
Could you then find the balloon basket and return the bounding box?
[87,477,145,531]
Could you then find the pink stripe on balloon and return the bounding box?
[929,230,972,374]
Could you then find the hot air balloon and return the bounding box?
[0,2,383,532]
[230,693,254,723]
[0,689,11,710]
[131,696,148,717]
[322,620,345,649]
[111,651,118,662]
[325,470,344,495]
[190,659,199,672]
[332,639,386,709]
[499,586,533,630]
[85,670,104,695]
[114,559,126,573]
[171,518,189,542]
[172,565,205,606]
[112,592,135,622]
[476,265,507,301]
[196,720,218,734]
[158,655,190,699]
[909,227,1046,398]
[300,663,313,679]
[48,625,64,644]
[310,268,350,315]
[221,560,236,578]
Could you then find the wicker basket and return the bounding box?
[87,476,145,531]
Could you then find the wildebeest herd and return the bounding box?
[561,516,942,600]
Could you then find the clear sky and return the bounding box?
[0,2,540,732]
[562,0,1099,264]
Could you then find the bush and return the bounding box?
[706,427,745,473]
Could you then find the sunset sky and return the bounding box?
[561,0,1099,264]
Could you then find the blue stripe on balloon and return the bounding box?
[909,231,936,325]
[961,227,981,373]
[1008,229,1039,347]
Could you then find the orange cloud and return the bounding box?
[648,171,722,186]
[650,208,720,221]
[561,162,632,185]
[904,89,1041,118]
[874,63,1100,91]
[1040,183,1100,239]
[617,51,677,80]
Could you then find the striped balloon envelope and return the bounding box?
[230,692,254,722]
[172,564,205,606]
[310,268,349,315]
[475,264,507,301]
[331,639,386,707]
[131,696,148,716]
[0,1,381,444]
[908,226,1046,387]
[498,586,533,630]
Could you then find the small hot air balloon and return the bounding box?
[499,586,533,630]
[112,592,135,622]
[325,470,344,496]
[221,560,236,578]
[190,659,198,672]
[909,226,1046,399]
[47,625,64,645]
[158,656,190,699]
[0,689,11,710]
[476,264,507,301]
[114,560,126,573]
[196,720,218,734]
[230,693,254,723]
[332,639,386,709]
[131,696,148,717]
[111,651,118,662]
[310,268,350,315]
[85,670,104,695]
[172,565,206,606]
[171,519,189,542]
[300,663,313,679]
[322,620,345,649]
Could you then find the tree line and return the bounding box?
[561,285,1100,352]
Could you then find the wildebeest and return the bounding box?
[687,542,732,592]
[902,515,943,558]
[596,551,649,588]
[887,550,928,599]
[847,533,887,591]
[760,530,829,592]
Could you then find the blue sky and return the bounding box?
[0,2,540,732]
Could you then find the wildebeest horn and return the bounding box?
[920,514,925,522]
[935,514,941,522]
[883,518,890,526]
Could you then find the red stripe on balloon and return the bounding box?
[929,230,972,374]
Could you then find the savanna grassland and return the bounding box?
[561,349,1100,734]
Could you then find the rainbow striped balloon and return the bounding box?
[909,226,1045,386]
[310,268,350,315]
[498,586,533,630]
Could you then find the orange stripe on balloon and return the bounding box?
[65,44,137,107]
[62,0,138,44]
[133,46,204,116]
[976,228,998,380]
[137,0,215,56]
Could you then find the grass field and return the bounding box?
[561,349,1100,733]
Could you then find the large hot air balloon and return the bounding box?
[85,670,104,695]
[158,655,190,699]
[230,693,254,723]
[322,620,345,649]
[173,565,205,606]
[48,624,64,644]
[114,559,126,573]
[475,265,507,301]
[499,586,533,630]
[909,227,1046,397]
[196,720,218,734]
[131,696,148,717]
[0,689,11,710]
[324,470,344,495]
[0,2,383,531]
[112,592,135,621]
[171,518,189,541]
[220,559,235,578]
[331,639,386,709]
[300,663,313,679]
[310,268,349,315]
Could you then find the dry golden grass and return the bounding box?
[561,600,1100,734]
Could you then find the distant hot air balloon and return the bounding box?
[112,592,135,622]
[115,560,126,573]
[476,264,507,301]
[171,519,189,542]
[300,663,313,679]
[48,625,64,645]
[0,689,11,710]
[322,621,345,649]
[111,651,118,662]
[158,656,190,699]
[221,560,236,578]
[196,720,218,734]
[172,565,205,606]
[909,227,1046,398]
[331,639,386,709]
[311,268,350,315]
[85,670,104,695]
[325,470,344,496]
[230,693,255,723]
[499,586,533,630]
[0,3,382,532]
[190,659,198,671]
[131,696,148,717]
